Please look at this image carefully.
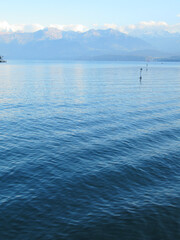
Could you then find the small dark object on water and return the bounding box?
[140,68,143,81]
[0,56,6,63]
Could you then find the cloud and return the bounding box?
[177,14,180,17]
[122,21,180,35]
[0,21,44,32]
[23,24,44,32]
[1,20,180,35]
[0,21,88,33]
[123,21,169,35]
[48,24,88,32]
[99,21,177,35]
[103,24,127,33]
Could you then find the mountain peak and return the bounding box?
[42,27,62,40]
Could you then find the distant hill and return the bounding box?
[138,31,180,55]
[0,28,180,60]
[0,28,153,60]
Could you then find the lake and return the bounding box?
[0,60,180,239]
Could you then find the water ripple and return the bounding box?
[0,61,180,239]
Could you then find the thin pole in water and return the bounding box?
[140,68,143,81]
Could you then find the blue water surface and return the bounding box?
[0,60,180,240]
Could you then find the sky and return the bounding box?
[1,0,180,33]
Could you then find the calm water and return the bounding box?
[0,61,180,240]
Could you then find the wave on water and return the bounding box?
[0,61,180,240]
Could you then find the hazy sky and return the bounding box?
[1,0,180,25]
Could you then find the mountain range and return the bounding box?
[0,28,180,61]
